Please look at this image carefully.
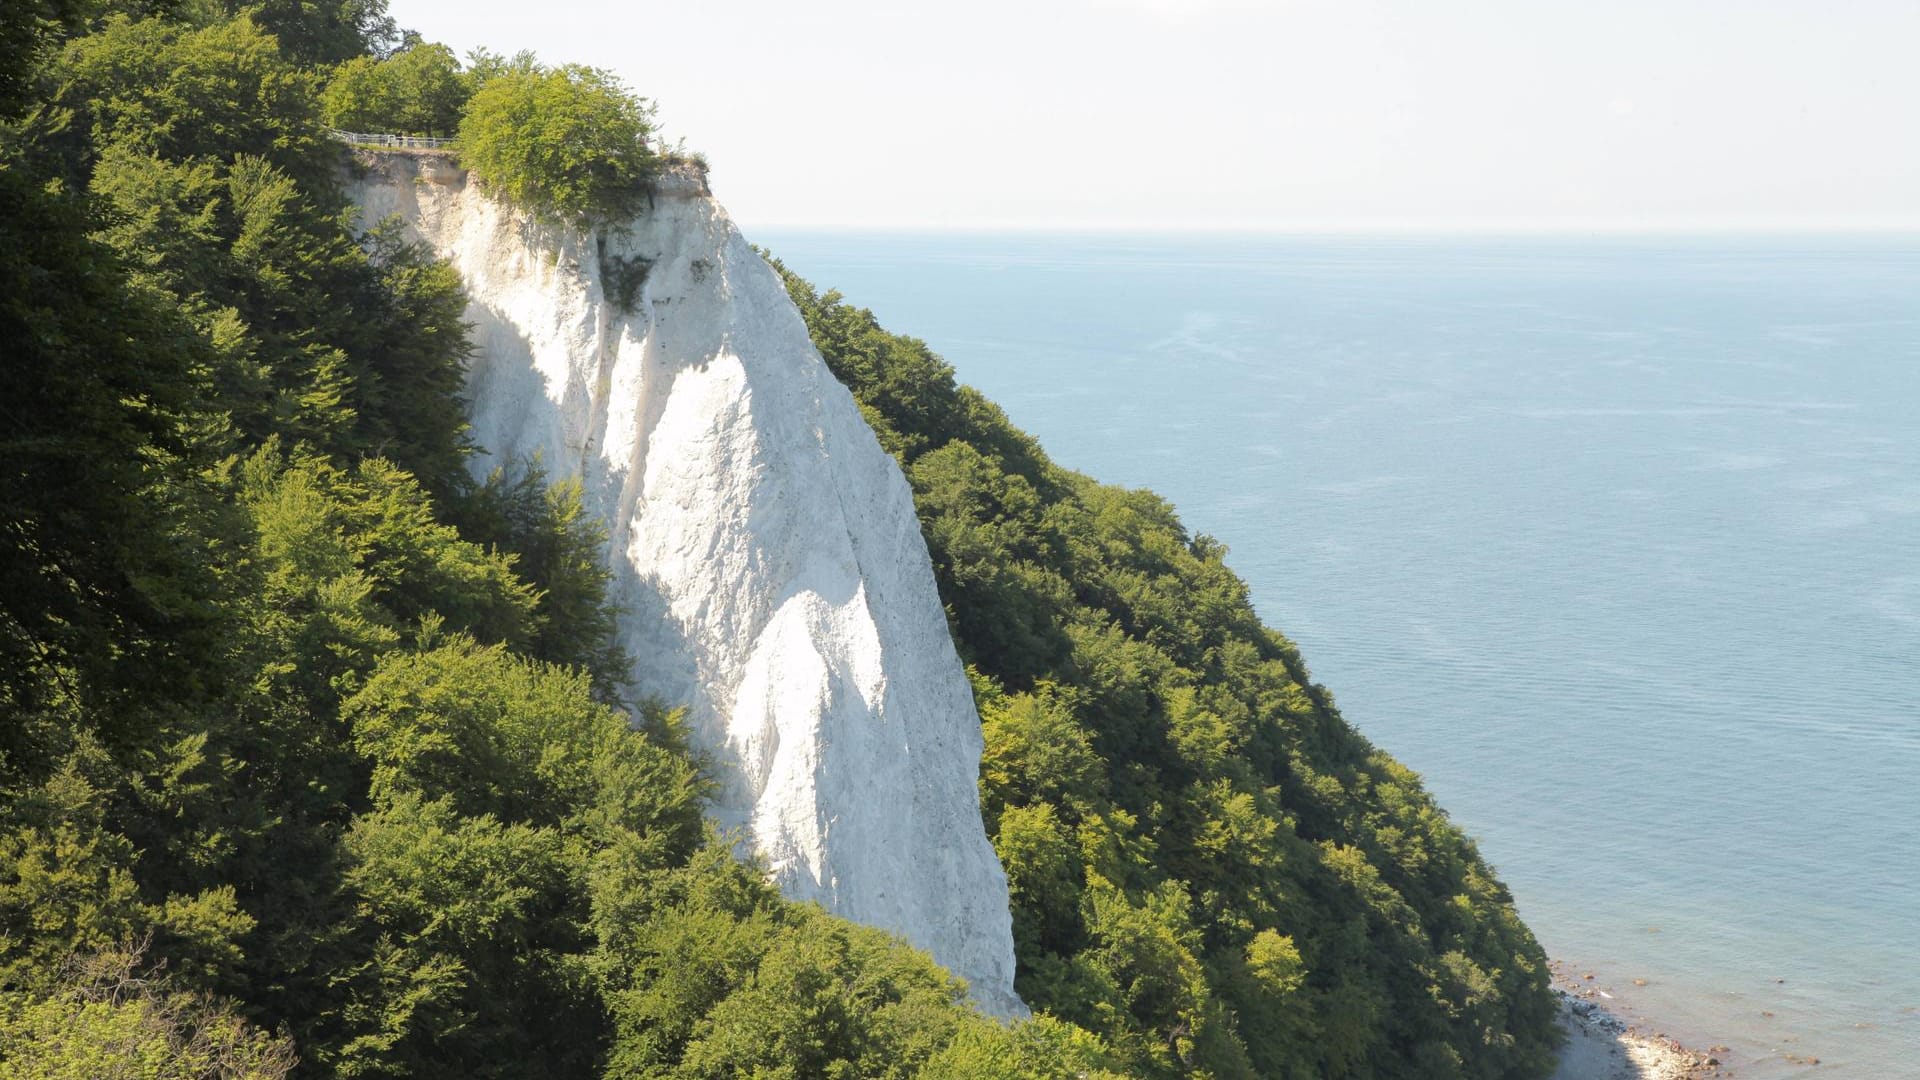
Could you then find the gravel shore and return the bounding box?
[1550,973,1725,1080]
[1543,949,1743,1076]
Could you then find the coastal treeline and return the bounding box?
[776,267,1563,1079]
[0,0,1557,1076]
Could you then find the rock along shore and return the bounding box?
[1549,961,1730,1080]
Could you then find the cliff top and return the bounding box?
[348,143,712,200]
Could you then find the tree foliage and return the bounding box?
[0,943,296,1080]
[49,12,476,495]
[455,63,656,222]
[322,41,467,136]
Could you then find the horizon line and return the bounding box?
[739,218,1920,236]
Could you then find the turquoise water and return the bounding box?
[758,230,1920,1077]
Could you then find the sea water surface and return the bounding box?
[757,229,1920,1077]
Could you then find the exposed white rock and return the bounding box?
[347,154,1023,1017]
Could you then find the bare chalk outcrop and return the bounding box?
[350,153,1024,1017]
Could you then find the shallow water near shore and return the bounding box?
[758,228,1920,1078]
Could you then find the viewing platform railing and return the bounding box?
[330,129,453,150]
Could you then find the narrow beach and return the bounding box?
[1550,962,1725,1080]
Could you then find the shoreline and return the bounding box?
[1549,961,1726,1080]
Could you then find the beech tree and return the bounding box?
[322,41,468,136]
[456,64,656,222]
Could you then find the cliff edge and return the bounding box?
[348,152,1024,1017]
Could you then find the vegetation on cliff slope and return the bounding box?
[0,6,1110,1078]
[776,267,1562,1079]
[0,0,1557,1076]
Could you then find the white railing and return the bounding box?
[330,129,454,150]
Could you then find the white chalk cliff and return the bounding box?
[348,154,1023,1016]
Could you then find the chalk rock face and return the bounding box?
[348,155,1023,1017]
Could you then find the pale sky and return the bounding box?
[386,0,1920,231]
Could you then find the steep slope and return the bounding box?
[775,271,1563,1078]
[348,153,1023,1017]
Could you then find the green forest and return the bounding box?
[0,1,1558,1077]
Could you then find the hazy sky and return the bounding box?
[386,0,1920,230]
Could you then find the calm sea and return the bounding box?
[757,229,1920,1078]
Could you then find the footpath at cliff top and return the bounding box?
[348,151,1024,1016]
